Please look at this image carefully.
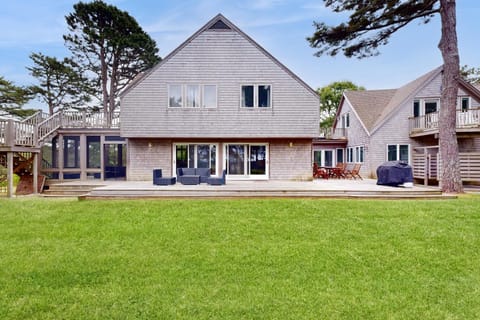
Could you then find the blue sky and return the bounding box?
[1,0,479,107]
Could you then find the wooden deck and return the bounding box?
[38,179,452,200]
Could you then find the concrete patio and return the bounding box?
[41,178,451,200]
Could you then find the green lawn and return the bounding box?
[1,197,479,319]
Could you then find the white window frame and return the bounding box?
[240,84,272,108]
[186,84,201,108]
[224,143,269,180]
[459,96,470,112]
[412,99,441,117]
[173,143,219,176]
[168,84,217,109]
[341,113,350,128]
[347,147,354,162]
[355,146,364,163]
[386,144,410,164]
[168,84,183,108]
[203,85,217,108]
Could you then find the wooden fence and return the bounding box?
[413,147,480,183]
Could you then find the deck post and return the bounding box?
[424,148,428,186]
[33,153,38,194]
[7,151,13,197]
[6,119,15,147]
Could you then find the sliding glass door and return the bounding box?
[174,144,217,175]
[226,144,268,179]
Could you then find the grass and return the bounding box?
[1,197,480,319]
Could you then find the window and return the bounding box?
[347,147,354,162]
[346,146,363,162]
[336,149,344,164]
[355,146,364,163]
[258,85,271,107]
[241,85,254,107]
[186,85,200,108]
[413,100,420,117]
[387,144,410,163]
[203,85,217,108]
[168,85,182,108]
[87,136,101,168]
[241,85,272,108]
[64,136,80,168]
[425,100,438,114]
[461,97,470,112]
[342,113,350,128]
[169,84,217,108]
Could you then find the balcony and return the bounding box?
[319,127,348,140]
[409,108,480,137]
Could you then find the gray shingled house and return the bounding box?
[315,67,480,184]
[120,14,320,181]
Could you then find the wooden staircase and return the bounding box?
[1,110,120,196]
[42,182,105,197]
[0,152,45,195]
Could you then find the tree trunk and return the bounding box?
[438,0,463,193]
[100,45,109,122]
[108,52,119,126]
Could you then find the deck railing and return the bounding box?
[319,127,348,139]
[409,108,480,134]
[0,110,120,147]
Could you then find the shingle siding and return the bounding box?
[269,140,312,180]
[127,139,172,181]
[121,30,319,139]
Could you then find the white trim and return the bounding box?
[386,144,411,164]
[223,143,269,180]
[168,84,218,109]
[172,143,219,176]
[203,85,218,108]
[167,84,183,108]
[240,84,272,108]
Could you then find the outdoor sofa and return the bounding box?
[176,168,211,185]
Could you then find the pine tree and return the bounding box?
[63,0,160,123]
[308,0,462,193]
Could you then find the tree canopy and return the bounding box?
[318,81,364,128]
[460,65,480,84]
[63,0,160,120]
[0,76,35,118]
[308,0,439,58]
[28,52,93,115]
[308,0,462,193]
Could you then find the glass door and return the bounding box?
[226,144,268,179]
[104,143,126,180]
[174,144,217,175]
[227,145,246,175]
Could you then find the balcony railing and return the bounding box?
[319,127,348,139]
[409,108,480,134]
[0,110,120,147]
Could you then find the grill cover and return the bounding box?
[376,161,413,186]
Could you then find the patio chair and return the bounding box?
[331,162,346,179]
[206,170,226,185]
[313,163,328,179]
[346,163,363,180]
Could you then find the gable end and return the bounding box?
[209,19,231,30]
